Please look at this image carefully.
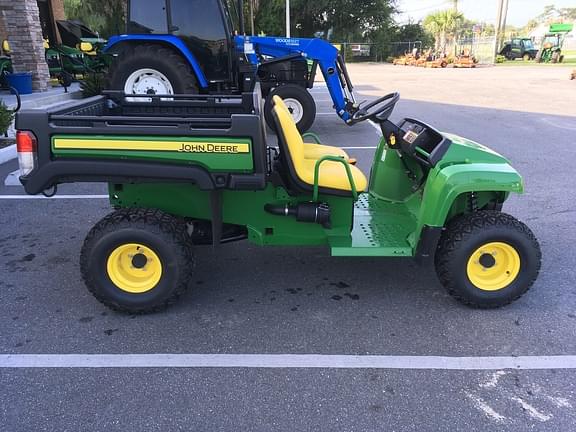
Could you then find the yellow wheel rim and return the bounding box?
[466,242,521,291]
[106,243,162,293]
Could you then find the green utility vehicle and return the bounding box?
[15,86,541,313]
[499,38,538,61]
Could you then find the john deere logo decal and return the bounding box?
[178,143,249,153]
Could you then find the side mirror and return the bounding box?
[2,40,10,54]
[80,42,93,53]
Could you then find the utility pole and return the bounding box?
[494,0,505,60]
[500,0,510,46]
[453,0,458,12]
[286,0,291,38]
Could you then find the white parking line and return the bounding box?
[1,354,576,369]
[0,195,108,200]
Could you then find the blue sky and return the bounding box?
[396,0,575,26]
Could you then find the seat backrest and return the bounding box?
[272,96,304,168]
[271,95,311,190]
[271,95,305,165]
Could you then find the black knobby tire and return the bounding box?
[80,208,194,314]
[264,84,316,133]
[107,43,198,95]
[435,210,541,309]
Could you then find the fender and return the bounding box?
[418,161,523,232]
[412,161,523,262]
[104,35,209,89]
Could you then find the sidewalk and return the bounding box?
[0,82,81,110]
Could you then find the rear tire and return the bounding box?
[435,211,541,309]
[80,208,194,314]
[108,44,198,95]
[264,84,316,133]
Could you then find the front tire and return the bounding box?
[108,44,198,96]
[435,211,541,309]
[80,208,194,314]
[264,84,316,133]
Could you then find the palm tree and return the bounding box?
[424,9,463,53]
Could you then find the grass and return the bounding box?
[495,50,576,66]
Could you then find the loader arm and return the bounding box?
[235,35,357,122]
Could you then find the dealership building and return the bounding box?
[0,0,65,91]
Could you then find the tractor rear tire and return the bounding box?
[264,84,316,133]
[435,211,541,309]
[80,208,194,314]
[108,44,198,96]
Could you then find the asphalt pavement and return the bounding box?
[1,65,575,431]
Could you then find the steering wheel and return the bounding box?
[349,92,400,124]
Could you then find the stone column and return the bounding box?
[0,0,50,91]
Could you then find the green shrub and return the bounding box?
[81,72,107,98]
[495,55,506,64]
[0,100,14,136]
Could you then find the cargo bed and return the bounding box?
[16,86,269,195]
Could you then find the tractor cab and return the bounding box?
[127,0,243,87]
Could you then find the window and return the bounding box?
[128,0,168,34]
[522,40,534,50]
[170,0,228,42]
[224,0,240,33]
[169,0,231,81]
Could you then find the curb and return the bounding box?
[0,144,16,165]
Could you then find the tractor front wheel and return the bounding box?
[80,208,194,314]
[264,84,316,133]
[435,211,541,309]
[108,44,198,96]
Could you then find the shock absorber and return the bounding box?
[468,192,479,212]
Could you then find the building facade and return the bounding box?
[0,0,66,91]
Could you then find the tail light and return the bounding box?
[16,130,37,177]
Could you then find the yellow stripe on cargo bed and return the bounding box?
[53,138,251,154]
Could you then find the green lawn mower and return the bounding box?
[45,21,110,86]
[15,86,541,314]
[2,20,109,89]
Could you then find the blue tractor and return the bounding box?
[104,0,358,132]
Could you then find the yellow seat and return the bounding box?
[272,96,367,193]
[303,143,350,161]
[273,97,351,162]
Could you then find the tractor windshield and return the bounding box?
[543,35,559,47]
